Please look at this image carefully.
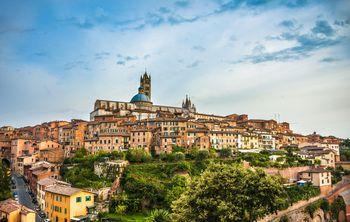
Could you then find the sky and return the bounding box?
[0,0,349,138]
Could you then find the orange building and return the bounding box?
[0,199,36,222]
[45,184,95,222]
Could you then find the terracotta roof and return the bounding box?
[38,178,70,187]
[0,199,20,214]
[37,178,57,186]
[45,184,83,196]
[300,168,328,173]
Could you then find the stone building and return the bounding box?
[90,72,197,121]
[58,119,87,156]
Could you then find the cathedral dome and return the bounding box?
[130,93,150,103]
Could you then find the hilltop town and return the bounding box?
[1,72,350,222]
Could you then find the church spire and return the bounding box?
[140,70,151,100]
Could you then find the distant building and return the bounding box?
[26,161,60,194]
[298,146,337,168]
[58,119,87,157]
[90,72,197,122]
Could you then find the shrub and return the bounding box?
[115,205,127,215]
[126,148,152,163]
[172,146,185,153]
[219,148,233,158]
[195,149,210,161]
[146,209,171,222]
[172,152,185,162]
[320,198,330,213]
[330,196,346,220]
[177,161,190,172]
[111,151,126,160]
[165,152,185,162]
[279,215,289,222]
[187,147,199,160]
[305,201,320,218]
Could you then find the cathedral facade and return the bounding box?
[90,72,197,121]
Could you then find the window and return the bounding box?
[76,197,82,203]
[85,196,91,201]
[64,208,67,214]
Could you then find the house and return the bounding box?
[298,168,332,194]
[37,178,71,210]
[26,161,60,194]
[298,146,337,168]
[0,199,36,222]
[45,184,95,222]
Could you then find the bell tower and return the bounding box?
[140,71,151,100]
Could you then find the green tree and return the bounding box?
[219,148,233,158]
[320,198,330,213]
[195,149,210,161]
[171,163,286,222]
[340,138,350,148]
[165,175,188,208]
[74,147,88,158]
[340,148,350,161]
[0,161,11,201]
[126,148,152,163]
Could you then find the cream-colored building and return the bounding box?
[298,168,332,194]
[15,154,38,175]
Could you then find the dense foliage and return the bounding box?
[110,161,205,213]
[126,148,152,163]
[0,161,11,201]
[340,138,350,148]
[237,150,312,168]
[171,163,287,222]
[327,166,350,184]
[146,209,171,222]
[340,139,350,161]
[64,146,324,221]
[331,196,346,220]
[61,148,119,189]
[305,199,328,218]
[340,147,350,161]
[284,184,320,205]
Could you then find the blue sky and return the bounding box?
[0,0,349,138]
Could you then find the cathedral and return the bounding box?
[90,72,197,121]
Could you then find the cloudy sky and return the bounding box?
[0,0,349,138]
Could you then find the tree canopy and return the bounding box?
[0,161,11,201]
[171,163,286,222]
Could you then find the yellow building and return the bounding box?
[0,199,36,222]
[238,133,259,149]
[45,184,95,222]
